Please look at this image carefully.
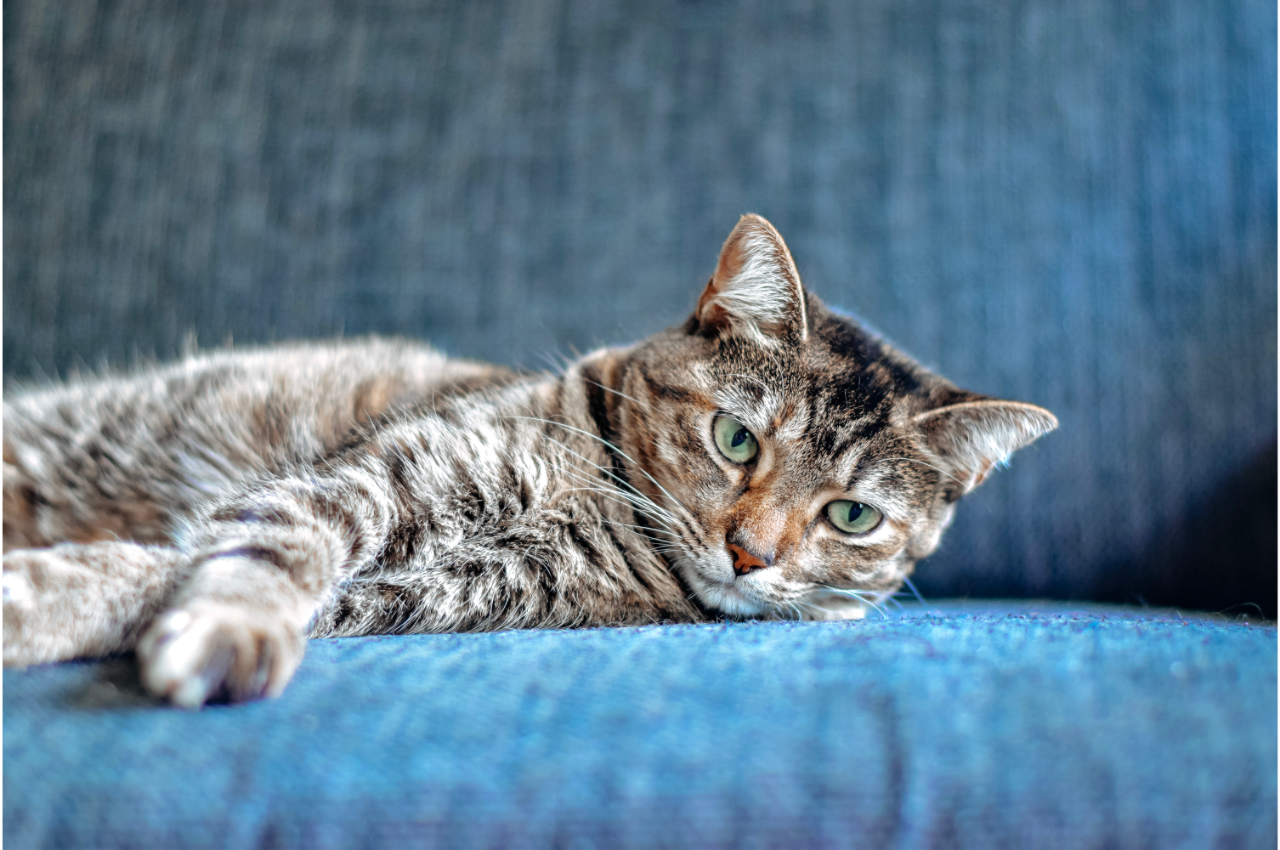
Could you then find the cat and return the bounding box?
[2,214,1056,708]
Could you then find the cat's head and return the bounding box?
[609,214,1056,620]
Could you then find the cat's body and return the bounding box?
[3,216,1056,707]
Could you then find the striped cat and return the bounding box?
[3,215,1056,707]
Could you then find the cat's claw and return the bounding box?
[137,606,302,708]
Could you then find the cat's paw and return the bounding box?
[137,604,305,708]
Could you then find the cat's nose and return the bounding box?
[726,541,772,577]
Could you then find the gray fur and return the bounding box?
[3,215,1056,707]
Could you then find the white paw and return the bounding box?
[137,605,304,708]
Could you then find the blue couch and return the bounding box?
[4,0,1275,845]
[6,604,1275,847]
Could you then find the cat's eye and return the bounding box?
[712,415,759,464]
[826,500,882,535]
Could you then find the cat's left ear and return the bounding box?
[914,397,1058,498]
[693,214,808,344]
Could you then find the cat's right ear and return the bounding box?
[691,214,808,345]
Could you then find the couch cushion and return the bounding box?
[4,605,1276,848]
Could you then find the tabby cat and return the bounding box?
[3,215,1056,707]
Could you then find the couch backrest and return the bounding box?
[5,0,1275,615]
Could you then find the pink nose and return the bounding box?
[727,542,769,577]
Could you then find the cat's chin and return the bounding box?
[699,580,771,618]
[670,547,895,621]
[674,558,876,621]
[674,558,772,617]
[699,584,871,621]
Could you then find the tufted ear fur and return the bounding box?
[914,399,1058,498]
[693,214,808,344]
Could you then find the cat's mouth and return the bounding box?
[675,548,884,621]
[682,556,883,621]
[673,554,773,617]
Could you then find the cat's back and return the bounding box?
[4,337,510,454]
[3,338,517,549]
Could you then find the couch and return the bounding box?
[4,0,1275,846]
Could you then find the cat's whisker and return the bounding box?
[847,586,904,613]
[536,350,570,375]
[555,474,683,534]
[557,484,659,515]
[594,522,682,550]
[788,595,845,621]
[875,454,964,486]
[532,428,678,515]
[558,464,682,524]
[901,575,929,606]
[536,433,689,535]
[539,435,668,501]
[595,517,682,541]
[555,437,691,524]
[789,600,817,622]
[512,415,697,521]
[875,594,907,613]
[815,585,890,618]
[582,378,645,407]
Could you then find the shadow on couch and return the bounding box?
[1120,441,1277,619]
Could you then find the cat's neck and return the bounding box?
[572,348,629,449]
[528,345,636,479]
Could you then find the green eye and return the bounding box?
[826,500,882,535]
[712,415,759,464]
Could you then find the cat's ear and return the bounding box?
[914,397,1057,498]
[693,214,808,344]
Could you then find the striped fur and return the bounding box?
[2,215,1056,706]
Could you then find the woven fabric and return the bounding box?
[3,1,1275,608]
[4,606,1275,849]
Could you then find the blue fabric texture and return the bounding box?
[5,606,1275,849]
[3,3,1275,846]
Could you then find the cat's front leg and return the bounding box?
[3,541,187,666]
[137,471,398,707]
[136,554,314,707]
